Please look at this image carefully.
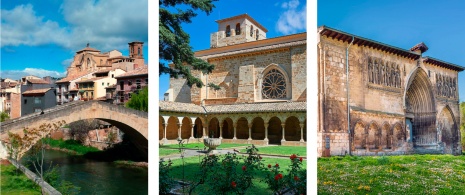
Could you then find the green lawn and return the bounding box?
[240,146,306,157]
[161,143,250,150]
[166,156,306,195]
[44,138,100,155]
[0,164,41,195]
[318,155,465,194]
[159,148,181,157]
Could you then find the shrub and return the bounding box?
[159,159,175,194]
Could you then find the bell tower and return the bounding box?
[129,41,144,67]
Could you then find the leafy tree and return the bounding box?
[159,0,218,88]
[125,87,148,112]
[1,111,9,122]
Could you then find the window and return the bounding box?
[136,79,141,89]
[87,58,91,65]
[138,48,140,55]
[100,59,103,65]
[128,80,132,86]
[226,25,231,37]
[119,81,124,90]
[112,74,114,78]
[34,97,41,104]
[256,29,259,40]
[102,82,104,86]
[262,69,287,99]
[235,23,241,35]
[145,78,148,84]
[107,83,109,86]
[24,99,27,104]
[250,26,254,37]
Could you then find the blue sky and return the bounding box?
[159,0,307,99]
[1,0,148,80]
[318,0,465,102]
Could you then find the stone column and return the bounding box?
[177,123,181,140]
[300,123,305,142]
[233,123,237,140]
[281,123,286,142]
[264,123,269,141]
[162,123,167,140]
[219,123,223,139]
[248,123,252,141]
[189,124,195,139]
[202,125,207,138]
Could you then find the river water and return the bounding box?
[23,149,148,195]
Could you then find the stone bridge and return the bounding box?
[0,101,148,159]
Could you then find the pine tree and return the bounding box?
[159,0,218,88]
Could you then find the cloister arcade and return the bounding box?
[159,112,306,146]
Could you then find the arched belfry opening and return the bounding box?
[404,68,437,148]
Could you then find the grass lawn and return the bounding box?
[318,155,465,194]
[44,138,100,155]
[161,142,250,150]
[0,164,41,195]
[240,146,307,157]
[159,148,181,157]
[166,156,306,195]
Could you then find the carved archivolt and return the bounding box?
[368,57,401,88]
[436,74,457,99]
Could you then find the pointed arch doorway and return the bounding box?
[404,68,437,149]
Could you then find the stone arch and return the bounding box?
[208,117,220,138]
[367,121,380,150]
[166,116,179,140]
[392,123,404,147]
[222,118,234,139]
[268,117,282,144]
[438,105,458,154]
[404,67,437,147]
[285,116,300,141]
[251,117,265,140]
[193,117,203,138]
[381,123,391,149]
[181,117,192,139]
[260,64,291,100]
[236,117,249,139]
[352,120,366,149]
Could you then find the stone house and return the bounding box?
[21,78,56,116]
[317,26,464,156]
[114,66,148,104]
[160,14,307,146]
[0,79,21,119]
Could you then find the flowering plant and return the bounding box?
[263,154,306,195]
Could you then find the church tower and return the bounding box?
[129,41,144,67]
[210,14,268,48]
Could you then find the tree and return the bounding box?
[159,0,218,88]
[125,87,148,112]
[68,119,100,144]
[1,111,9,122]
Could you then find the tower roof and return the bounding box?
[215,14,268,33]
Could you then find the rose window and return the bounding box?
[262,69,287,99]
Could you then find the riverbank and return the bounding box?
[0,161,41,195]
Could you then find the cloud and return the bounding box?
[0,68,66,80]
[1,0,148,52]
[276,0,306,35]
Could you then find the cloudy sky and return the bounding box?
[158,0,307,99]
[319,0,465,102]
[1,0,148,80]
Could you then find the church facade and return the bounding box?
[317,26,463,156]
[160,14,307,146]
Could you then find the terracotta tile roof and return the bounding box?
[75,77,104,83]
[22,88,52,95]
[159,101,205,114]
[204,101,307,113]
[115,66,148,78]
[56,71,95,83]
[159,101,307,114]
[76,46,100,53]
[27,79,49,84]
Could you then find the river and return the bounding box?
[23,149,148,195]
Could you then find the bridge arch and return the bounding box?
[1,101,148,159]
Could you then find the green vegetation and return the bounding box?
[125,87,148,112]
[0,111,9,122]
[240,146,307,156]
[159,0,218,88]
[318,155,465,194]
[159,148,180,157]
[168,156,306,194]
[44,138,99,155]
[0,164,41,195]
